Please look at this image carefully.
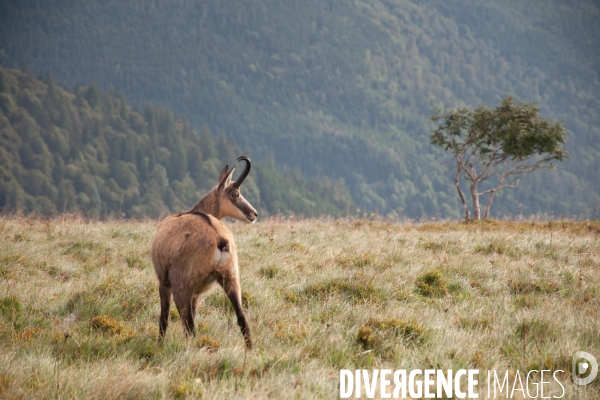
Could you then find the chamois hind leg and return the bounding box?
[219,275,252,349]
[191,293,200,317]
[173,291,196,337]
[159,283,172,338]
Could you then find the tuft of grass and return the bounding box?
[525,353,571,376]
[63,240,104,262]
[336,251,376,269]
[419,240,460,253]
[0,296,21,317]
[90,315,135,341]
[0,374,11,396]
[120,299,146,319]
[124,254,148,269]
[0,254,28,278]
[474,240,521,258]
[458,317,493,331]
[514,294,538,309]
[357,318,425,357]
[420,240,445,251]
[273,321,309,343]
[508,278,559,295]
[282,290,300,303]
[415,270,448,297]
[470,352,486,368]
[293,278,386,303]
[197,335,221,352]
[259,265,280,278]
[581,286,600,304]
[0,254,28,267]
[170,380,192,399]
[12,327,41,342]
[515,318,557,344]
[12,233,29,242]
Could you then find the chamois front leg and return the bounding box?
[219,276,252,349]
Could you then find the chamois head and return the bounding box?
[215,156,258,223]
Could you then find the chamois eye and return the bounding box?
[231,192,240,200]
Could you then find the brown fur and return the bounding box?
[151,158,256,349]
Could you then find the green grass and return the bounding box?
[0,217,598,398]
[415,270,448,298]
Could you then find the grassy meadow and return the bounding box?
[0,216,599,399]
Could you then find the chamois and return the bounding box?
[152,156,257,349]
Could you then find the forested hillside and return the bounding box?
[1,0,599,218]
[0,66,354,217]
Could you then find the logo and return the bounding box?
[572,351,598,386]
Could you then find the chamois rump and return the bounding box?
[152,156,257,349]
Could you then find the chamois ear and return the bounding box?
[217,165,229,183]
[217,165,236,191]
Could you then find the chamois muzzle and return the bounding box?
[245,208,258,223]
[233,155,251,189]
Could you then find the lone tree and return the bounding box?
[431,97,568,220]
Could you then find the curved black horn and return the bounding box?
[233,155,251,188]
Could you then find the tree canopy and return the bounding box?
[431,97,568,220]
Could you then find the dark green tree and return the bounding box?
[431,97,568,220]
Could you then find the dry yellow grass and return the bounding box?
[0,216,598,398]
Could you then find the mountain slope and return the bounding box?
[0,66,354,217]
[1,0,598,218]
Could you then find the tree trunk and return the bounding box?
[470,181,481,220]
[483,189,498,219]
[455,169,470,221]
